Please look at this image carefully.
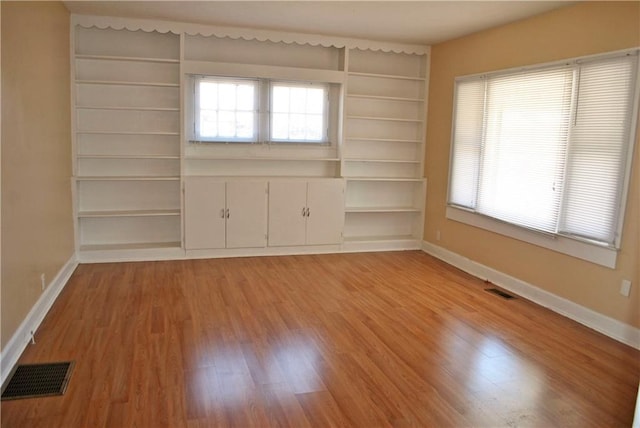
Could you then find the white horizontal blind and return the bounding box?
[449,80,484,208]
[477,67,573,233]
[559,55,637,245]
[448,50,638,248]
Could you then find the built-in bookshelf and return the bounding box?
[73,26,182,256]
[71,16,429,261]
[342,48,428,250]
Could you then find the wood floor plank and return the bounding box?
[2,251,639,427]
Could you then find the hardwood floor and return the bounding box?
[2,251,639,427]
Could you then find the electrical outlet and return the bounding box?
[40,273,45,291]
[620,279,631,297]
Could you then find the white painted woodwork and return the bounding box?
[184,178,268,250]
[268,180,344,247]
[306,180,345,245]
[72,16,429,259]
[268,181,308,247]
[226,181,268,249]
[184,178,226,250]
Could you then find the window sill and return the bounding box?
[445,206,618,268]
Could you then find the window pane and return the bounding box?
[270,83,327,142]
[289,113,307,140]
[236,112,254,138]
[199,82,218,110]
[272,87,289,113]
[199,110,217,137]
[272,113,289,140]
[236,84,255,111]
[218,83,237,110]
[195,78,257,142]
[306,89,324,114]
[290,87,307,112]
[217,111,236,137]
[305,114,323,140]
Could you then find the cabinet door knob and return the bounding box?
[306,207,310,217]
[302,207,306,217]
[226,208,230,219]
[220,209,225,219]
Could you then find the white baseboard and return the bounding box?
[422,241,640,350]
[1,255,79,386]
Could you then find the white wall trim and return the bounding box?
[1,255,79,386]
[422,240,640,350]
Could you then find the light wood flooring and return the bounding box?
[2,251,639,427]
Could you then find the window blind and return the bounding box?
[448,51,638,248]
[559,55,637,245]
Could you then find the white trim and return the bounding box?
[446,206,618,268]
[1,255,79,386]
[422,240,640,350]
[71,14,430,56]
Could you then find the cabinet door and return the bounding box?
[268,181,307,247]
[306,180,345,245]
[184,177,226,250]
[226,181,268,249]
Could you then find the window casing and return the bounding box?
[191,75,331,144]
[447,50,639,266]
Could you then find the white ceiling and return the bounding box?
[63,1,573,46]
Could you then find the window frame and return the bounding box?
[189,75,333,146]
[269,80,330,144]
[193,75,260,144]
[446,48,640,268]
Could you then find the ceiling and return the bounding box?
[63,1,574,46]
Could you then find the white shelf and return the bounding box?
[343,234,417,242]
[75,54,180,64]
[77,131,180,136]
[347,94,423,103]
[80,241,182,252]
[78,209,180,218]
[76,106,180,112]
[76,176,180,181]
[346,137,422,143]
[77,155,180,160]
[344,158,420,164]
[76,80,180,88]
[347,115,423,124]
[345,177,423,182]
[345,207,420,213]
[348,71,425,82]
[185,156,340,162]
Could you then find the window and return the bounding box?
[195,77,258,143]
[448,51,639,256]
[271,82,327,142]
[191,76,330,144]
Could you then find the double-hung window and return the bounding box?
[195,77,258,143]
[448,50,639,266]
[191,75,330,144]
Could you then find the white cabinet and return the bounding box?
[268,180,344,247]
[185,178,267,250]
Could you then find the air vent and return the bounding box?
[1,361,74,401]
[485,288,515,300]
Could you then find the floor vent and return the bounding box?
[485,288,515,300]
[1,361,74,401]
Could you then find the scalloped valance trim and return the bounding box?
[71,14,430,55]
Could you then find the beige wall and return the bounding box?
[425,1,640,328]
[1,2,73,350]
